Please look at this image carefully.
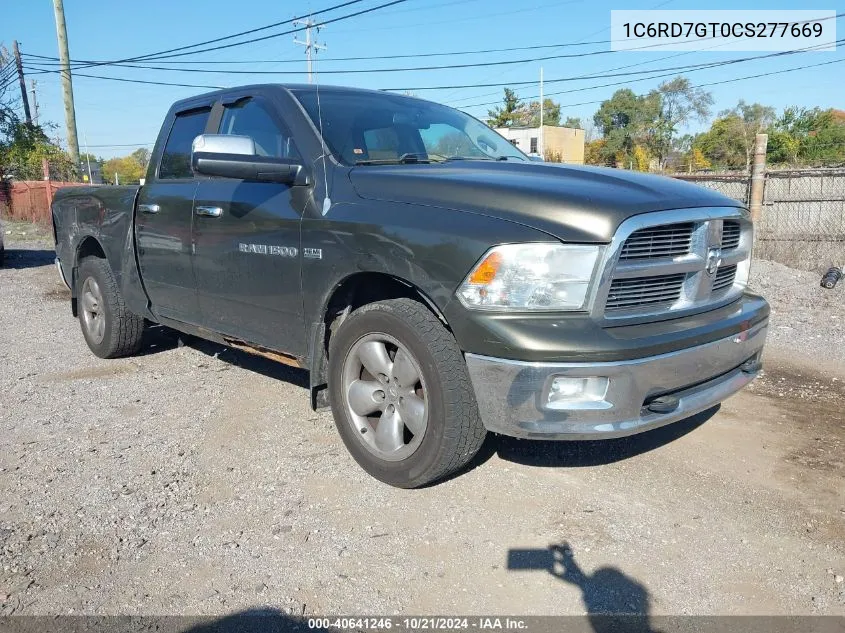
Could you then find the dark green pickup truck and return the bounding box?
[52,84,769,488]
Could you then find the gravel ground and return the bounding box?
[1,235,844,618]
[749,259,845,375]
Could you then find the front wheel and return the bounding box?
[77,257,145,358]
[328,298,487,488]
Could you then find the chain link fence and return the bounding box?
[673,169,845,272]
[757,169,845,271]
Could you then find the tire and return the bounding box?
[77,257,144,359]
[328,298,487,488]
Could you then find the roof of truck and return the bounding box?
[171,83,435,111]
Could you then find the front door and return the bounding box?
[192,95,307,356]
[136,106,211,323]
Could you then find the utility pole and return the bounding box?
[538,67,544,159]
[293,18,326,83]
[52,0,81,180]
[12,41,32,125]
[29,80,39,126]
[749,133,768,224]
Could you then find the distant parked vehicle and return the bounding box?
[52,84,769,488]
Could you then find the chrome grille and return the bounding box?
[713,264,737,292]
[619,222,694,260]
[596,210,753,323]
[606,273,686,311]
[721,221,741,249]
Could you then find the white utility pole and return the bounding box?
[293,18,326,83]
[29,80,39,126]
[83,132,92,183]
[538,67,544,159]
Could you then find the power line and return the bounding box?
[22,40,843,99]
[24,10,841,74]
[329,0,583,34]
[23,0,407,76]
[22,32,838,83]
[21,39,617,67]
[22,68,226,90]
[439,0,675,103]
[381,38,843,91]
[85,142,155,148]
[461,47,845,110]
[23,28,733,76]
[21,40,759,77]
[115,0,409,62]
[47,0,373,72]
[461,57,845,113]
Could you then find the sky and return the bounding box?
[2,0,843,159]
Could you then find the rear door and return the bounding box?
[136,106,212,323]
[191,93,308,356]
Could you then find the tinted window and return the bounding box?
[292,89,528,165]
[159,108,210,179]
[362,127,401,160]
[219,98,300,159]
[419,123,487,159]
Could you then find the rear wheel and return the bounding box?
[77,257,144,358]
[328,298,486,488]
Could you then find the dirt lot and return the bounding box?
[1,229,844,618]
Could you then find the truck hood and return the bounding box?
[349,161,743,242]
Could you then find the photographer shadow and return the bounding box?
[508,543,661,633]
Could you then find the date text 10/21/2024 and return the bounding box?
[307,617,529,631]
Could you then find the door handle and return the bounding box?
[195,205,223,218]
[138,203,160,214]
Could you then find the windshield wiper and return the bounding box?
[441,156,494,162]
[354,153,430,166]
[440,156,519,162]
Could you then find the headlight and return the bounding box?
[457,243,601,311]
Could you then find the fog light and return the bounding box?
[547,376,609,410]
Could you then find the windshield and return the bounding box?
[292,89,529,165]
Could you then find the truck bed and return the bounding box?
[52,185,147,317]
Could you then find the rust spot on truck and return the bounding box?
[222,337,302,368]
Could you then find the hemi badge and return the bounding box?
[304,248,323,260]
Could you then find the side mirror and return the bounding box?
[190,134,306,185]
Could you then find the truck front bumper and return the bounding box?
[465,319,767,440]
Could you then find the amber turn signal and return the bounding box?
[468,252,502,285]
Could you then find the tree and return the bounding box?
[768,107,845,166]
[0,43,79,182]
[724,101,776,171]
[584,139,608,166]
[593,88,660,167]
[1,45,22,146]
[515,98,561,127]
[632,145,651,172]
[650,76,713,169]
[486,88,524,128]
[131,147,151,170]
[101,153,145,184]
[0,121,76,181]
[562,116,583,129]
[692,114,747,170]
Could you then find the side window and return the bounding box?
[159,108,211,179]
[219,98,300,159]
